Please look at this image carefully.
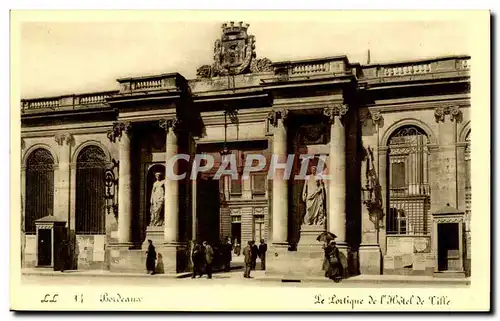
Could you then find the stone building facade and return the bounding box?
[20,22,471,277]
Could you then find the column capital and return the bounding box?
[434,105,463,123]
[267,108,288,127]
[107,122,132,143]
[323,104,348,124]
[54,133,74,146]
[159,117,181,133]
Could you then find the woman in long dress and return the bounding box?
[150,173,165,226]
[324,240,342,282]
[146,239,157,275]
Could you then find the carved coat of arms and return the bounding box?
[196,22,273,78]
[213,22,255,76]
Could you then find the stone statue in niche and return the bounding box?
[149,172,165,226]
[301,165,326,226]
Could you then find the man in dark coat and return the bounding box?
[224,237,232,272]
[191,241,204,278]
[258,239,267,270]
[250,240,259,270]
[243,241,253,278]
[57,239,70,272]
[203,241,214,279]
[146,240,156,275]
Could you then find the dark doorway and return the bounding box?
[196,177,221,244]
[37,229,52,266]
[437,223,459,271]
[231,221,241,244]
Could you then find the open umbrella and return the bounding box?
[316,231,337,243]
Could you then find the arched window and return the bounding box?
[386,125,430,235]
[76,146,107,234]
[25,148,55,234]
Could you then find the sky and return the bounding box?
[19,15,473,98]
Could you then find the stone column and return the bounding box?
[114,122,133,244]
[359,111,383,274]
[54,133,73,222]
[268,109,288,246]
[160,118,180,244]
[323,104,348,247]
[433,106,462,210]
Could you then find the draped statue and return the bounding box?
[149,172,165,226]
[301,166,326,226]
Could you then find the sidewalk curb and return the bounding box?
[21,265,244,279]
[255,275,471,286]
[22,271,192,279]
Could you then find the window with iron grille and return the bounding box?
[386,125,430,235]
[25,148,55,234]
[76,146,107,235]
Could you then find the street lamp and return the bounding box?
[104,159,119,219]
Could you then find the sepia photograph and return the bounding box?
[9,10,490,312]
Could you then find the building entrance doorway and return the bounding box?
[231,219,241,244]
[37,229,52,266]
[196,177,221,244]
[437,223,460,271]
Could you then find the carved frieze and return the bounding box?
[434,106,463,123]
[54,133,74,146]
[267,108,288,127]
[250,58,273,73]
[107,122,131,143]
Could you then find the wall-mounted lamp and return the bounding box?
[104,159,119,220]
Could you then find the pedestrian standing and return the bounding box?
[250,240,258,270]
[203,241,214,279]
[234,242,241,256]
[57,239,69,272]
[191,240,204,278]
[225,237,232,272]
[325,240,342,282]
[146,240,156,275]
[243,241,252,278]
[258,239,267,270]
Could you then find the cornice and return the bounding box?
[201,108,271,126]
[21,122,114,138]
[367,96,470,114]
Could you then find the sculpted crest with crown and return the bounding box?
[196,22,273,78]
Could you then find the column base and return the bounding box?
[160,242,189,274]
[266,241,326,279]
[297,224,325,247]
[142,226,165,250]
[359,243,382,275]
[108,242,144,273]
